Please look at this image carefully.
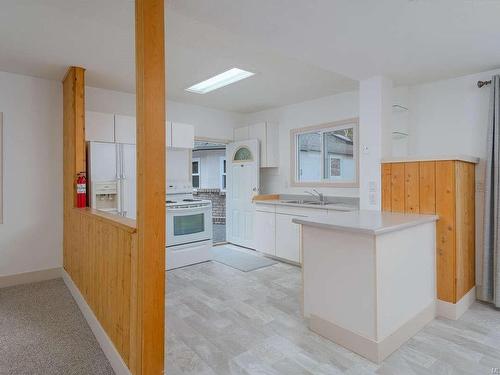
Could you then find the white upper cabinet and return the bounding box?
[85,111,115,142]
[166,121,172,148]
[114,114,136,144]
[233,122,279,168]
[170,122,195,149]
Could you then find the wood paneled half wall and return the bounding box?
[381,159,476,304]
[63,38,165,374]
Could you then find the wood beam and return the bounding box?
[63,66,85,269]
[134,0,166,374]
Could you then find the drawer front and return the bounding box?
[275,205,328,217]
[255,203,276,213]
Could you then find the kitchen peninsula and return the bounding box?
[294,210,438,363]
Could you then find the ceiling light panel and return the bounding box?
[186,68,255,94]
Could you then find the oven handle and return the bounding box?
[167,206,210,212]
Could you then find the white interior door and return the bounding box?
[226,139,260,249]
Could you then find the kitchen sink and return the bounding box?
[280,199,304,204]
[280,199,335,206]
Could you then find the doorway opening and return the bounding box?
[192,140,227,244]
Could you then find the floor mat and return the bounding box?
[212,246,277,272]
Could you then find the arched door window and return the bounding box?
[233,146,253,162]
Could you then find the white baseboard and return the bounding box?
[0,267,61,289]
[437,287,476,320]
[309,301,436,364]
[62,270,131,375]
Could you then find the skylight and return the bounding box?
[186,68,255,94]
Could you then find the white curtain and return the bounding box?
[480,74,500,307]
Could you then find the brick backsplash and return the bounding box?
[194,188,226,224]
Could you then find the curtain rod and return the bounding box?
[478,80,492,88]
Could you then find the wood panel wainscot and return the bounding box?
[381,159,476,304]
[64,208,138,366]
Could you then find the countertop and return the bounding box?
[254,199,357,212]
[381,154,480,164]
[293,210,438,235]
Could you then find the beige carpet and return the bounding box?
[0,278,114,375]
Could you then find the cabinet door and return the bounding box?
[166,121,172,148]
[234,126,250,141]
[275,213,301,263]
[171,122,194,149]
[255,210,276,256]
[85,111,115,142]
[114,114,136,144]
[249,123,267,167]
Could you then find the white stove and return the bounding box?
[166,184,213,270]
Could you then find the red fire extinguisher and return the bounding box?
[76,173,87,208]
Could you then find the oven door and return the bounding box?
[167,205,212,246]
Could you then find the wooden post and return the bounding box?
[134,0,166,374]
[62,66,85,269]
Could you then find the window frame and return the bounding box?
[220,156,227,192]
[192,157,201,189]
[290,118,359,188]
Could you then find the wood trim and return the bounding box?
[74,207,136,233]
[289,118,359,188]
[134,0,166,373]
[435,161,457,302]
[381,163,392,211]
[455,161,475,300]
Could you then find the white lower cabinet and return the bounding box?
[255,210,276,256]
[254,204,328,264]
[275,213,302,263]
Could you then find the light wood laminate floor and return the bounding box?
[166,252,500,375]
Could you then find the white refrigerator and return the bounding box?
[87,141,136,220]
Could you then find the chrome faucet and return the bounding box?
[305,189,326,203]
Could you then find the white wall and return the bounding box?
[406,69,498,160]
[245,91,360,197]
[404,68,499,288]
[86,86,244,140]
[0,71,63,277]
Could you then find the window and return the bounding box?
[233,146,253,162]
[192,158,200,188]
[291,119,358,187]
[220,157,227,191]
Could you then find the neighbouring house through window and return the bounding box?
[291,119,358,186]
[192,157,200,188]
[192,140,228,243]
[220,157,227,191]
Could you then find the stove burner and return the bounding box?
[166,200,177,204]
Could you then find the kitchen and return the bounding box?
[1,2,500,374]
[81,53,494,372]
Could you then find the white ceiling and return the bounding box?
[0,0,499,113]
[169,0,500,85]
